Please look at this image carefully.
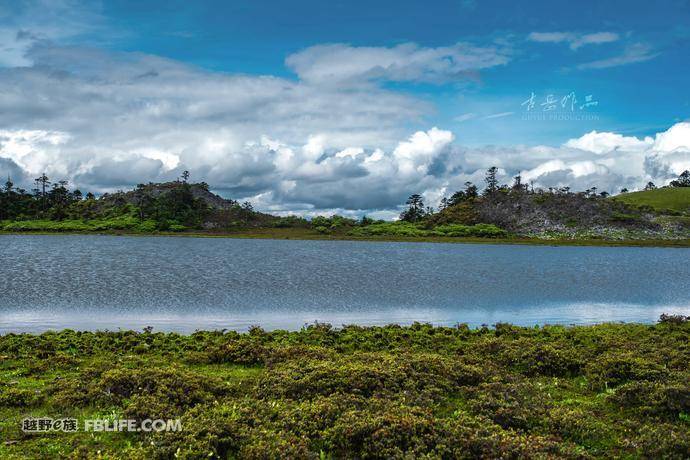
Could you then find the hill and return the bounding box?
[103,181,239,210]
[613,187,690,214]
[100,181,279,229]
[428,188,667,238]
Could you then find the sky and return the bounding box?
[0,0,689,218]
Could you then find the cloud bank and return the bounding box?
[0,28,686,217]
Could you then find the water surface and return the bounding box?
[1,235,688,333]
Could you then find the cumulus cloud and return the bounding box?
[518,123,690,192]
[4,119,689,216]
[0,41,434,195]
[285,42,511,85]
[564,130,652,154]
[528,31,619,50]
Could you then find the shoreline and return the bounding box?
[3,227,690,248]
[0,317,684,336]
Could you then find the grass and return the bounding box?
[1,318,689,458]
[0,217,187,233]
[613,187,690,213]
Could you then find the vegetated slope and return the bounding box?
[97,181,278,229]
[430,189,676,238]
[0,317,688,458]
[613,187,690,213]
[101,182,238,211]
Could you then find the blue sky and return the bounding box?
[1,0,689,216]
[78,0,690,143]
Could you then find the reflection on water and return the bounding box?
[1,235,689,333]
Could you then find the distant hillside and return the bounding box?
[613,187,690,214]
[102,181,238,211]
[100,181,279,229]
[426,186,690,239]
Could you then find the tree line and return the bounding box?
[2,167,689,226]
[399,167,690,222]
[0,171,209,229]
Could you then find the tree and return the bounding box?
[484,167,499,195]
[620,188,629,194]
[464,181,478,199]
[670,170,690,187]
[644,181,656,191]
[48,180,72,220]
[399,194,427,222]
[34,173,51,211]
[447,182,479,207]
[181,170,190,183]
[511,174,526,192]
[448,190,465,206]
[35,173,50,197]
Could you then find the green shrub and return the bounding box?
[0,387,42,407]
[258,353,484,402]
[467,381,551,430]
[584,352,668,390]
[51,365,227,420]
[498,339,584,377]
[632,423,690,459]
[609,380,690,418]
[349,221,507,238]
[168,224,187,232]
[433,223,507,238]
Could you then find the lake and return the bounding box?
[1,235,689,333]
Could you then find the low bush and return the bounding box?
[584,352,668,390]
[349,221,507,238]
[50,365,227,420]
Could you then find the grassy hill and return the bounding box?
[613,187,690,213]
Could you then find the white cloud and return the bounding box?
[285,42,511,85]
[392,128,454,176]
[652,122,690,152]
[576,43,658,69]
[518,123,690,191]
[564,130,653,154]
[5,120,690,215]
[0,0,107,67]
[483,111,514,120]
[454,113,476,123]
[528,31,619,50]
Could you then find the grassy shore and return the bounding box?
[1,319,689,459]
[3,226,690,248]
